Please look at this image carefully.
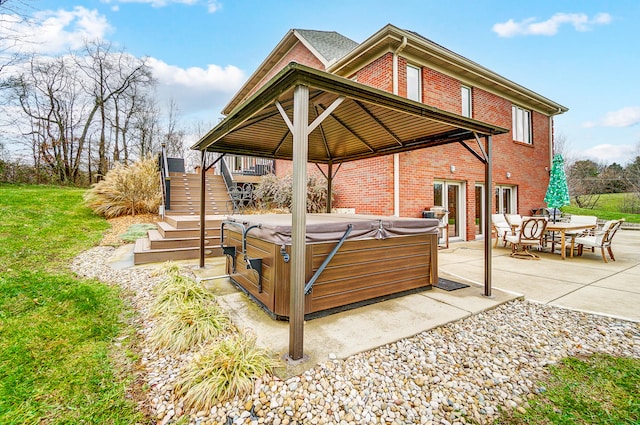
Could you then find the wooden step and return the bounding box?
[147,229,220,249]
[163,214,227,229]
[133,238,222,265]
[157,221,221,239]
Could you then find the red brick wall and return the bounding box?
[246,42,325,100]
[422,68,461,113]
[269,51,553,241]
[353,53,393,93]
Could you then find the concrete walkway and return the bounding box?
[117,229,638,376]
[439,229,639,323]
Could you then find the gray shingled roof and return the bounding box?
[295,29,359,63]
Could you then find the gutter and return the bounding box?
[392,36,407,217]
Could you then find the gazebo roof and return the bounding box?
[192,63,508,161]
[191,62,508,361]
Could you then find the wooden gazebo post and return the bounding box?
[289,84,309,361]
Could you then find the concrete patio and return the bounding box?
[113,228,639,376]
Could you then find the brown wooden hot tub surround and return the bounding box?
[221,213,439,320]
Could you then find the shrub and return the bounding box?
[84,157,161,218]
[149,264,230,353]
[119,223,158,243]
[174,333,278,411]
[253,172,332,213]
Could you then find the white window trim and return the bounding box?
[461,85,472,117]
[512,105,532,144]
[406,64,421,102]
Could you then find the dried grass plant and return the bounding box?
[84,157,161,218]
[253,172,331,213]
[149,300,230,353]
[174,333,278,411]
[151,263,213,316]
[149,263,230,352]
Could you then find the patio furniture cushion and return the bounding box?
[491,213,511,247]
[573,219,625,263]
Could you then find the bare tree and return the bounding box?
[162,99,187,158]
[74,40,153,179]
[9,55,89,183]
[130,96,161,159]
[567,159,603,209]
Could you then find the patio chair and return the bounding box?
[505,214,523,234]
[572,218,625,263]
[491,213,511,247]
[562,215,599,254]
[504,217,548,260]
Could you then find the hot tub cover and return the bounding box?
[223,213,439,245]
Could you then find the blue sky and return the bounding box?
[4,0,640,164]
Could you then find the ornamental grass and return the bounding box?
[84,157,161,218]
[149,263,230,353]
[174,334,278,411]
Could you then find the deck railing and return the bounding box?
[159,143,171,213]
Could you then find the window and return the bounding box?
[512,105,531,144]
[461,86,472,117]
[407,65,421,102]
[495,185,517,214]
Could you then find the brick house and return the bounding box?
[219,24,568,243]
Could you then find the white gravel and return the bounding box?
[71,246,639,425]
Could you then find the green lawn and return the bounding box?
[0,184,145,424]
[495,354,640,424]
[563,192,640,223]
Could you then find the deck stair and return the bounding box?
[133,172,233,265]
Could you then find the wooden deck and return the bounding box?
[133,172,232,265]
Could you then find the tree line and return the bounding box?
[567,156,640,213]
[0,36,192,186]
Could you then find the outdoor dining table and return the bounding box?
[545,222,597,260]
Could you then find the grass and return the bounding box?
[563,192,640,223]
[0,183,145,424]
[494,354,640,424]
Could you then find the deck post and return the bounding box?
[199,150,206,268]
[289,84,309,361]
[326,162,333,213]
[484,135,492,297]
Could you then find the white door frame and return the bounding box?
[434,180,466,241]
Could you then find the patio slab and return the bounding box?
[115,228,639,376]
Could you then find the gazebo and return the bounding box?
[192,63,508,361]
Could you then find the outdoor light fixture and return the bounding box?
[506,172,511,178]
[450,165,456,173]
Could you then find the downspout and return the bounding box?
[392,36,407,217]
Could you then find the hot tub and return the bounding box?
[221,213,439,320]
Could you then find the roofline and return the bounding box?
[222,30,309,115]
[193,63,509,156]
[222,29,333,116]
[328,24,568,116]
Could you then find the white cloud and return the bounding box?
[601,107,640,127]
[493,12,612,37]
[0,6,112,54]
[147,57,245,117]
[577,144,637,165]
[101,0,221,12]
[207,0,222,13]
[582,107,640,128]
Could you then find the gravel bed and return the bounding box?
[70,246,639,425]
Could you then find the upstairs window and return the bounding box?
[461,86,472,117]
[512,105,531,144]
[407,65,421,102]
